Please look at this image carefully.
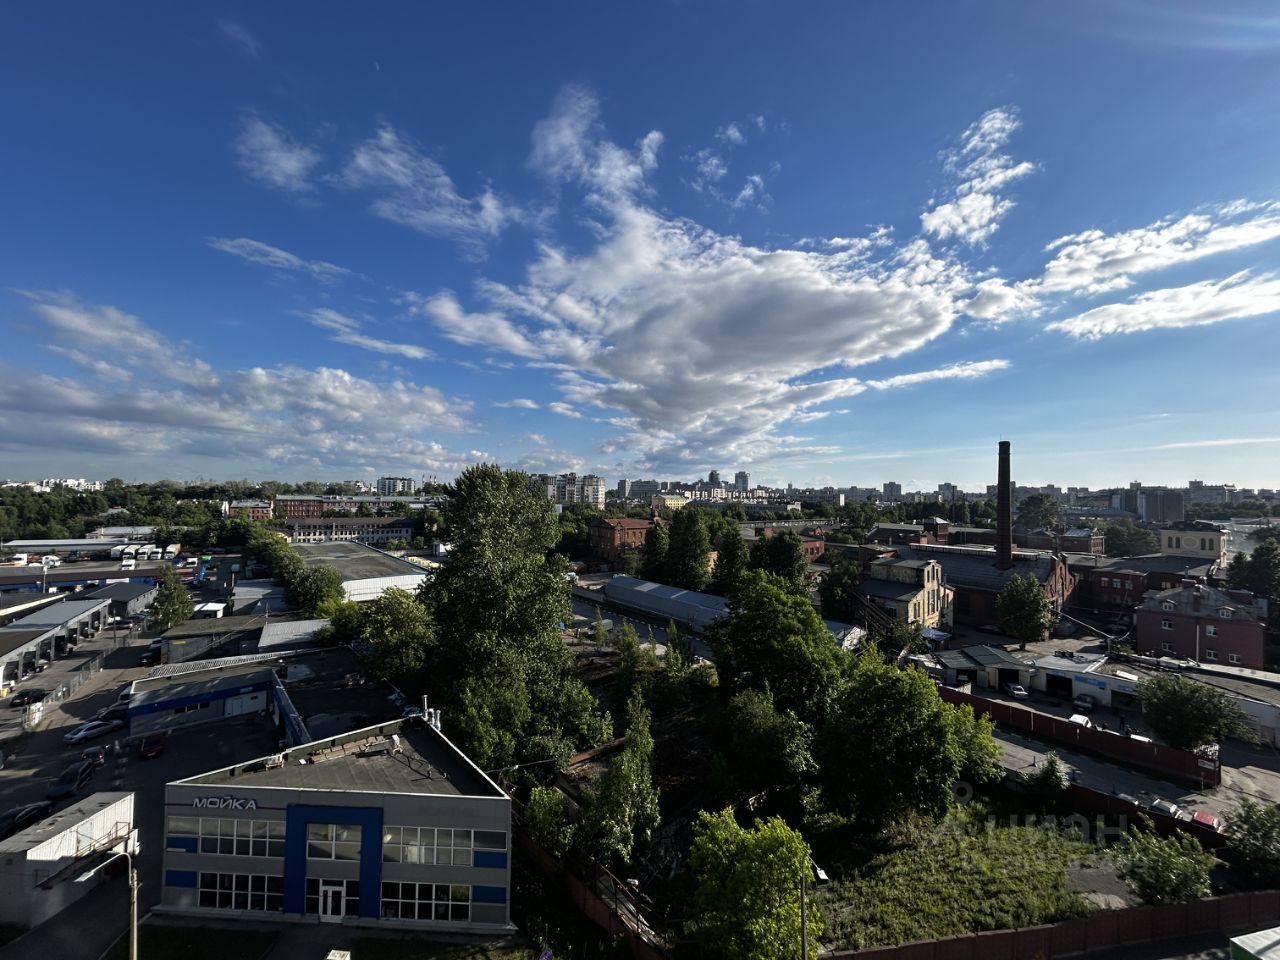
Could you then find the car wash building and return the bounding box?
[158,714,512,932]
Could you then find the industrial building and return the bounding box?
[292,542,428,603]
[0,562,167,597]
[80,582,158,621]
[0,598,111,690]
[159,715,513,932]
[0,792,137,928]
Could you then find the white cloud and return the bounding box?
[495,398,539,409]
[864,359,1010,390]
[207,237,349,281]
[525,432,549,445]
[1034,203,1280,295]
[1047,271,1280,339]
[338,126,515,251]
[921,107,1035,245]
[407,88,1017,474]
[716,121,746,146]
[233,117,322,195]
[963,277,1039,321]
[302,308,434,360]
[1141,436,1280,451]
[547,402,582,419]
[4,293,474,474]
[216,19,260,59]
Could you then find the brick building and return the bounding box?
[229,500,273,521]
[857,557,953,629]
[587,518,653,563]
[1134,581,1267,669]
[283,517,415,547]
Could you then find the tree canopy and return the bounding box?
[1103,520,1159,558]
[149,564,193,632]
[578,692,661,867]
[344,588,433,683]
[1114,829,1217,905]
[641,522,669,582]
[286,563,345,617]
[1016,493,1062,533]
[689,809,821,960]
[666,508,711,591]
[712,571,843,724]
[717,689,816,802]
[818,556,862,623]
[996,574,1056,648]
[819,651,966,827]
[709,525,750,596]
[1136,674,1256,750]
[749,529,809,595]
[1225,799,1280,887]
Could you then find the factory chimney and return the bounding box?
[995,440,1013,571]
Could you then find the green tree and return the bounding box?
[818,651,963,827]
[286,564,345,617]
[1016,493,1062,532]
[749,529,810,595]
[1228,538,1280,636]
[149,565,193,632]
[524,786,575,858]
[1021,750,1070,809]
[818,556,862,623]
[1225,799,1280,887]
[709,526,750,596]
[1137,674,1256,750]
[640,522,669,582]
[718,689,815,802]
[1104,520,1159,558]
[666,508,712,591]
[578,692,661,866]
[689,809,820,960]
[712,571,843,723]
[349,588,435,683]
[1114,829,1217,904]
[945,703,1003,786]
[424,465,610,773]
[996,574,1056,649]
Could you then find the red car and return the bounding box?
[139,732,166,759]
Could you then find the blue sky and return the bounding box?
[3,2,1280,490]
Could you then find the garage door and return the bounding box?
[224,691,266,717]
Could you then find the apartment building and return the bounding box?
[282,517,415,547]
[376,477,415,496]
[1134,581,1266,669]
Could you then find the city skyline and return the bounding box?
[3,3,1280,487]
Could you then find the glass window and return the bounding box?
[1229,653,1241,664]
[168,816,199,836]
[474,831,506,850]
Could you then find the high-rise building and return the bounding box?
[376,477,415,496]
[708,469,721,485]
[938,482,958,501]
[734,471,749,492]
[617,479,631,498]
[883,482,902,501]
[529,473,607,508]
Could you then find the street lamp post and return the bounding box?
[76,849,138,960]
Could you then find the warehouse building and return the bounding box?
[0,598,110,688]
[81,582,158,621]
[159,715,513,932]
[0,792,137,928]
[292,542,427,603]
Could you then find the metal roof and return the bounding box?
[0,598,110,631]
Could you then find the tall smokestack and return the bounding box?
[995,440,1013,570]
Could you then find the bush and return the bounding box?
[1113,829,1217,904]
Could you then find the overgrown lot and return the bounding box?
[814,806,1096,950]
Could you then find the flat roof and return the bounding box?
[131,668,276,709]
[0,598,110,631]
[162,613,280,640]
[0,628,50,657]
[0,792,131,853]
[258,619,328,652]
[181,717,504,799]
[291,541,426,581]
[1031,651,1106,674]
[81,583,157,603]
[0,563,167,585]
[858,579,923,602]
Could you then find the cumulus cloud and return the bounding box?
[4,292,474,473]
[233,117,322,195]
[338,126,516,251]
[407,88,1015,474]
[963,277,1039,321]
[302,308,434,360]
[685,114,775,210]
[207,237,349,281]
[921,107,1035,245]
[547,402,582,419]
[1047,271,1280,339]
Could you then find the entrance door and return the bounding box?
[319,883,345,923]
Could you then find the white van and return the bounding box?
[1068,713,1095,730]
[120,558,136,570]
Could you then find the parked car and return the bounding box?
[1068,713,1096,730]
[138,732,166,759]
[1146,798,1193,822]
[1003,683,1029,699]
[0,801,53,840]
[95,702,129,722]
[1191,810,1224,833]
[46,759,96,801]
[10,688,49,708]
[138,648,160,667]
[62,719,123,745]
[80,746,107,767]
[1072,694,1097,713]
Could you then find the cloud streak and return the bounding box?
[233,117,321,195]
[207,237,349,281]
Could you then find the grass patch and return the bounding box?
[103,926,277,960]
[816,806,1096,950]
[348,939,537,960]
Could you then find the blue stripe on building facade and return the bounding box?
[168,835,198,853]
[165,869,197,888]
[472,885,507,904]
[472,850,507,869]
[283,804,384,919]
[127,678,274,718]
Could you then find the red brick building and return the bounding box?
[588,518,653,563]
[1135,581,1267,669]
[228,500,272,521]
